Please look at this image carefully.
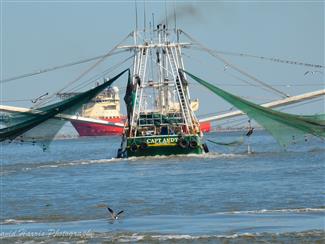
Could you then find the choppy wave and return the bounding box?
[2,145,323,176]
[1,219,36,225]
[1,152,247,175]
[1,230,324,243]
[214,207,325,215]
[1,158,127,175]
[2,207,324,226]
[128,152,246,161]
[114,231,325,243]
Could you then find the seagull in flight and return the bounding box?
[304,70,323,76]
[107,207,124,220]
[31,92,48,103]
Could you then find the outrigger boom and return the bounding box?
[200,89,325,122]
[2,89,322,134]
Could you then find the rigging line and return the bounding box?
[204,48,325,69]
[150,49,154,80]
[182,52,276,95]
[218,116,248,127]
[225,119,256,129]
[143,0,146,32]
[0,49,127,84]
[195,44,290,98]
[1,98,33,102]
[148,53,176,79]
[165,0,168,27]
[66,55,133,93]
[135,0,138,32]
[198,107,235,118]
[68,56,132,93]
[188,82,324,87]
[210,97,324,127]
[35,32,133,107]
[183,52,323,88]
[229,72,284,95]
[278,97,324,111]
[225,120,250,128]
[202,44,290,98]
[180,29,290,98]
[173,0,176,30]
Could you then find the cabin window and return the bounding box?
[104,105,116,110]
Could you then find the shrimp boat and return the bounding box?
[117,25,209,158]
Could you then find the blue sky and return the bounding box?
[1,1,324,119]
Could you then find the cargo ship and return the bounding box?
[57,86,126,136]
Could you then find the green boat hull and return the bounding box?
[119,135,205,158]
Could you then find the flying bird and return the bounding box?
[107,207,124,220]
[31,92,49,103]
[304,70,323,76]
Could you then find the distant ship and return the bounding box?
[59,86,211,137]
[70,86,125,136]
[58,86,125,136]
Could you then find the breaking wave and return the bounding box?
[1,219,36,225]
[111,231,325,242]
[1,230,324,243]
[2,152,247,175]
[2,207,324,226]
[128,152,246,161]
[214,207,325,215]
[1,158,127,175]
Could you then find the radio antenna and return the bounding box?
[143,1,147,32]
[164,0,168,28]
[135,0,138,32]
[174,1,177,31]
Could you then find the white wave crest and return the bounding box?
[2,219,36,225]
[127,152,245,162]
[215,207,325,215]
[116,232,261,242]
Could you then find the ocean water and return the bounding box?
[1,131,324,243]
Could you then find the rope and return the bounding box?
[183,52,323,96]
[278,97,324,111]
[0,50,127,84]
[1,58,132,105]
[207,96,323,128]
[34,32,133,107]
[180,29,290,98]
[198,48,325,69]
[66,55,133,93]
[182,52,279,96]
[1,98,33,103]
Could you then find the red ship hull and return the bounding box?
[71,117,212,136]
[199,121,212,133]
[71,117,125,136]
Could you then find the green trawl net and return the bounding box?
[0,69,129,149]
[182,69,325,147]
[124,71,137,125]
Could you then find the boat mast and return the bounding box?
[118,22,199,137]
